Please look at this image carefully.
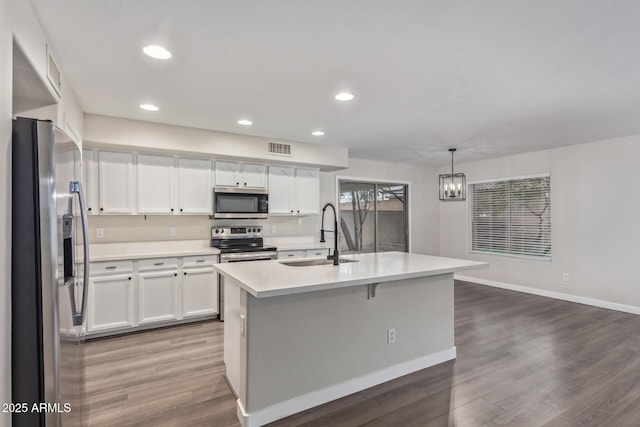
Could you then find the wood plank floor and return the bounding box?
[80,281,640,426]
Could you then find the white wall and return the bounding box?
[0,0,12,423]
[322,158,440,256]
[440,136,640,310]
[84,114,348,171]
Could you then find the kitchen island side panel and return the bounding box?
[223,277,248,404]
[244,273,454,412]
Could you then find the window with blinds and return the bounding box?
[470,175,551,259]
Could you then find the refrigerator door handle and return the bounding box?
[70,181,90,326]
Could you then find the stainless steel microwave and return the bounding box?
[212,187,269,219]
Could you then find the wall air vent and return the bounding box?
[266,141,292,157]
[46,46,61,96]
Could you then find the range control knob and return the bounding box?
[220,229,224,233]
[257,228,261,232]
[252,228,257,232]
[215,229,219,234]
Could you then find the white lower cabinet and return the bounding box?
[277,248,330,260]
[182,255,218,318]
[87,261,135,333]
[306,249,330,258]
[277,250,306,260]
[86,255,218,336]
[138,258,180,325]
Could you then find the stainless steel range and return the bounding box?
[212,226,277,320]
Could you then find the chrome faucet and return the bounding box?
[320,202,340,265]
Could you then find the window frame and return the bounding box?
[335,176,412,254]
[468,173,552,262]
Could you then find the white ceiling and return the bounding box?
[30,0,640,166]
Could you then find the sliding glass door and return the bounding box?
[338,180,408,254]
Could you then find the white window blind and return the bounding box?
[470,175,551,259]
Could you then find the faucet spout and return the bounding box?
[320,202,340,265]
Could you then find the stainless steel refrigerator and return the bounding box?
[12,117,90,426]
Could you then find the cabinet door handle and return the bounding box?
[174,273,177,277]
[236,182,239,185]
[287,254,294,257]
[184,272,188,276]
[100,208,104,211]
[171,208,174,212]
[196,259,205,263]
[128,277,132,280]
[180,208,183,212]
[105,266,117,270]
[244,182,247,186]
[154,262,164,266]
[88,207,92,212]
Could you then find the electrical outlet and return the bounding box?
[169,227,176,237]
[297,218,303,225]
[96,228,104,238]
[563,273,570,283]
[387,328,396,344]
[271,225,277,234]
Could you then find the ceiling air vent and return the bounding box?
[266,141,292,157]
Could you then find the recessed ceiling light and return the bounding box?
[335,92,354,101]
[139,103,159,111]
[312,131,325,136]
[143,45,172,60]
[237,119,253,126]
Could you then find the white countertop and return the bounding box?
[87,240,220,262]
[214,251,487,298]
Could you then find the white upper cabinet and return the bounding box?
[242,163,267,188]
[137,154,175,214]
[268,166,320,215]
[87,147,320,216]
[268,166,295,214]
[295,168,320,215]
[98,151,135,214]
[82,150,98,214]
[215,161,266,189]
[215,161,241,187]
[178,158,213,214]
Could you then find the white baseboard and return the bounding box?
[455,274,640,316]
[236,346,457,427]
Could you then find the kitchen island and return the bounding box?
[214,252,487,427]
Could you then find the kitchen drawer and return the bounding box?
[182,255,218,268]
[90,260,134,276]
[138,257,179,271]
[305,249,329,258]
[277,250,305,260]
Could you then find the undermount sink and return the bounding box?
[280,258,359,267]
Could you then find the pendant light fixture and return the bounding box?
[439,148,466,201]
